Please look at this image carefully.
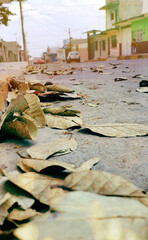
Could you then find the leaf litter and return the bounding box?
[0,67,148,239]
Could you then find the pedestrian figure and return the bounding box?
[131,38,136,54]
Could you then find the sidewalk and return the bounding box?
[118,53,148,60]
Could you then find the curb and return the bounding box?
[117,55,148,60]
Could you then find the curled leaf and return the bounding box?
[27,138,77,159]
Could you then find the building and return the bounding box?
[0,40,21,62]
[63,38,88,62]
[87,0,148,59]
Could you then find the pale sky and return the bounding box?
[0,0,106,57]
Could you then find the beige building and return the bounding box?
[64,38,88,62]
[0,41,21,62]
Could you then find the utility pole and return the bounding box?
[19,0,27,61]
[68,28,71,51]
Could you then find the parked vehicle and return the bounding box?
[34,59,45,64]
[67,51,80,63]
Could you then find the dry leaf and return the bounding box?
[17,157,76,173]
[27,138,77,159]
[43,106,66,114]
[136,87,148,93]
[76,158,99,171]
[0,94,28,129]
[43,106,80,116]
[8,208,40,221]
[64,170,148,198]
[46,114,82,129]
[30,83,46,93]
[83,123,148,137]
[2,116,37,140]
[4,171,64,205]
[0,193,12,225]
[46,84,74,93]
[24,93,46,128]
[14,192,148,240]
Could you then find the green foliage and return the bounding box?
[0,3,14,26]
[0,0,27,26]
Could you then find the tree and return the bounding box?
[0,0,26,26]
[0,2,14,26]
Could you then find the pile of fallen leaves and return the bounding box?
[0,73,148,240]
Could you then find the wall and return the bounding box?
[131,18,148,41]
[131,17,148,53]
[78,42,88,62]
[121,27,131,56]
[119,0,143,21]
[107,30,119,57]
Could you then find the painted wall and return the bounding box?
[121,27,131,56]
[142,0,148,14]
[131,18,148,41]
[119,0,143,21]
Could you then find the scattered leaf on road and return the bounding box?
[64,170,148,198]
[75,158,99,171]
[27,138,77,159]
[136,87,148,93]
[46,114,82,129]
[46,84,74,93]
[8,209,40,221]
[24,93,46,128]
[4,171,64,205]
[82,123,148,137]
[14,192,148,240]
[43,106,81,116]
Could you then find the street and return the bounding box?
[0,58,148,190]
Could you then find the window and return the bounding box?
[110,12,114,20]
[95,41,98,51]
[111,35,117,48]
[102,40,106,50]
[133,30,143,42]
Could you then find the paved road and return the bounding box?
[0,59,148,190]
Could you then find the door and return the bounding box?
[108,38,110,56]
[121,28,131,56]
[99,41,101,57]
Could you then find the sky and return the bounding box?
[0,0,106,57]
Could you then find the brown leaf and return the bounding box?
[4,171,64,205]
[30,83,46,93]
[0,94,29,129]
[24,93,46,128]
[27,138,77,159]
[8,209,40,221]
[76,158,99,171]
[14,192,148,240]
[83,123,148,137]
[45,114,82,129]
[136,87,148,93]
[2,116,37,140]
[46,84,74,93]
[17,157,76,173]
[64,170,148,198]
[43,106,81,116]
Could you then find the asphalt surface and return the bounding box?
[0,59,148,190]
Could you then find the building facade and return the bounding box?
[87,0,148,59]
[63,38,88,62]
[0,41,21,62]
